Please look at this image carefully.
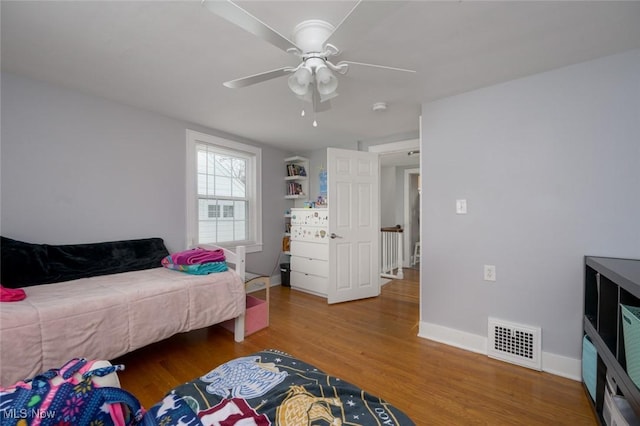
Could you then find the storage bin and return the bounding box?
[583,334,597,401]
[603,385,640,426]
[222,295,268,336]
[621,305,640,388]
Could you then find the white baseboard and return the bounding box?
[541,352,581,381]
[269,273,281,286]
[418,321,487,355]
[418,321,581,381]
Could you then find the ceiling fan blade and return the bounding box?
[337,60,416,74]
[314,98,332,113]
[313,86,332,113]
[223,67,293,89]
[202,0,300,53]
[324,1,407,54]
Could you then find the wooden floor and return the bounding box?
[116,269,596,425]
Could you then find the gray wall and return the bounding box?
[420,49,640,360]
[303,144,358,202]
[380,166,396,227]
[1,72,288,275]
[394,165,420,227]
[306,148,327,203]
[393,166,420,265]
[408,173,420,254]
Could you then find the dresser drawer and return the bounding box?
[291,256,328,277]
[291,271,327,297]
[290,241,328,260]
[290,225,329,243]
[290,208,329,226]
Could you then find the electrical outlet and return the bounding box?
[484,265,496,282]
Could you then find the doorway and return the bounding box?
[368,139,421,269]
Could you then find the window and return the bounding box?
[186,130,262,252]
[208,204,220,218]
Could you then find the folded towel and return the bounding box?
[165,248,225,266]
[0,284,26,302]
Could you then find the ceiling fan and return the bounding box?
[201,0,415,115]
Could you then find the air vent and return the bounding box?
[487,317,541,370]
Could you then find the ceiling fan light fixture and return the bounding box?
[288,66,313,95]
[296,90,313,103]
[319,90,339,103]
[315,65,338,96]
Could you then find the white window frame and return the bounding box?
[186,129,262,253]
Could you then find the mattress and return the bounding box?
[0,267,245,386]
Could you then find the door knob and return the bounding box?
[330,233,342,239]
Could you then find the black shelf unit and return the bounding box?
[583,256,640,423]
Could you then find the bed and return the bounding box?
[0,237,247,387]
[145,349,415,425]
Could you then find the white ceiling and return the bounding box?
[380,151,419,168]
[2,1,640,152]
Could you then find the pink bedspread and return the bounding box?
[0,267,245,386]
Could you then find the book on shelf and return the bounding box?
[287,182,304,196]
[286,163,307,177]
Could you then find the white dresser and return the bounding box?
[290,208,329,297]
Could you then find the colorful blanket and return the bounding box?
[161,248,227,275]
[145,349,414,425]
[166,248,226,265]
[161,259,228,275]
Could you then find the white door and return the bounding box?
[327,148,380,304]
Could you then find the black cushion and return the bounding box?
[0,237,51,288]
[1,236,170,288]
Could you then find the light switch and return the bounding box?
[456,199,467,214]
[484,265,496,281]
